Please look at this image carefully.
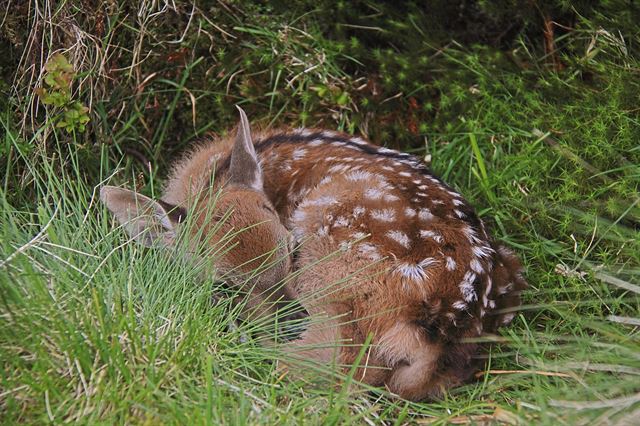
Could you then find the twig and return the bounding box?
[550,392,640,410]
[475,369,572,379]
[594,271,640,294]
[0,205,58,269]
[168,3,196,44]
[607,315,640,327]
[532,129,611,184]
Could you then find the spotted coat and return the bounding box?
[164,126,527,401]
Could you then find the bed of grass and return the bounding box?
[1,1,639,424]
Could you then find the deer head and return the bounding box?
[100,107,294,325]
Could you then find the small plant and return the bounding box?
[35,53,90,133]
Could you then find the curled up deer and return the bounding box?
[101,107,527,401]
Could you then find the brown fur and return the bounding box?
[102,112,527,401]
[101,109,294,324]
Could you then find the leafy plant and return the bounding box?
[35,53,89,133]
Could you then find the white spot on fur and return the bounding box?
[462,226,482,244]
[399,171,412,178]
[358,243,381,261]
[386,230,411,248]
[418,185,428,190]
[371,208,396,222]
[292,148,308,160]
[364,187,384,200]
[419,230,443,243]
[351,137,368,145]
[459,271,478,302]
[417,192,429,198]
[454,209,465,218]
[309,139,324,146]
[383,193,400,202]
[431,199,445,205]
[319,175,333,186]
[418,208,433,221]
[396,263,427,281]
[470,258,484,274]
[452,199,464,206]
[304,195,337,207]
[330,164,352,174]
[452,301,467,310]
[381,165,395,172]
[321,130,338,139]
[445,256,457,271]
[347,170,376,181]
[395,259,438,287]
[472,245,493,259]
[419,257,438,268]
[404,207,417,218]
[486,275,494,295]
[353,206,366,217]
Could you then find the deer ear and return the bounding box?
[100,186,179,247]
[229,106,263,191]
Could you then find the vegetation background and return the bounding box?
[1,0,639,424]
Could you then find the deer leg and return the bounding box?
[379,324,442,401]
[282,302,390,386]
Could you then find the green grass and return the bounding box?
[1,1,639,424]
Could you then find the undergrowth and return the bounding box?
[1,1,639,424]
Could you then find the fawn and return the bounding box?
[101,107,527,401]
[100,108,295,324]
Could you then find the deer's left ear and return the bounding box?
[229,106,263,191]
[100,186,181,247]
